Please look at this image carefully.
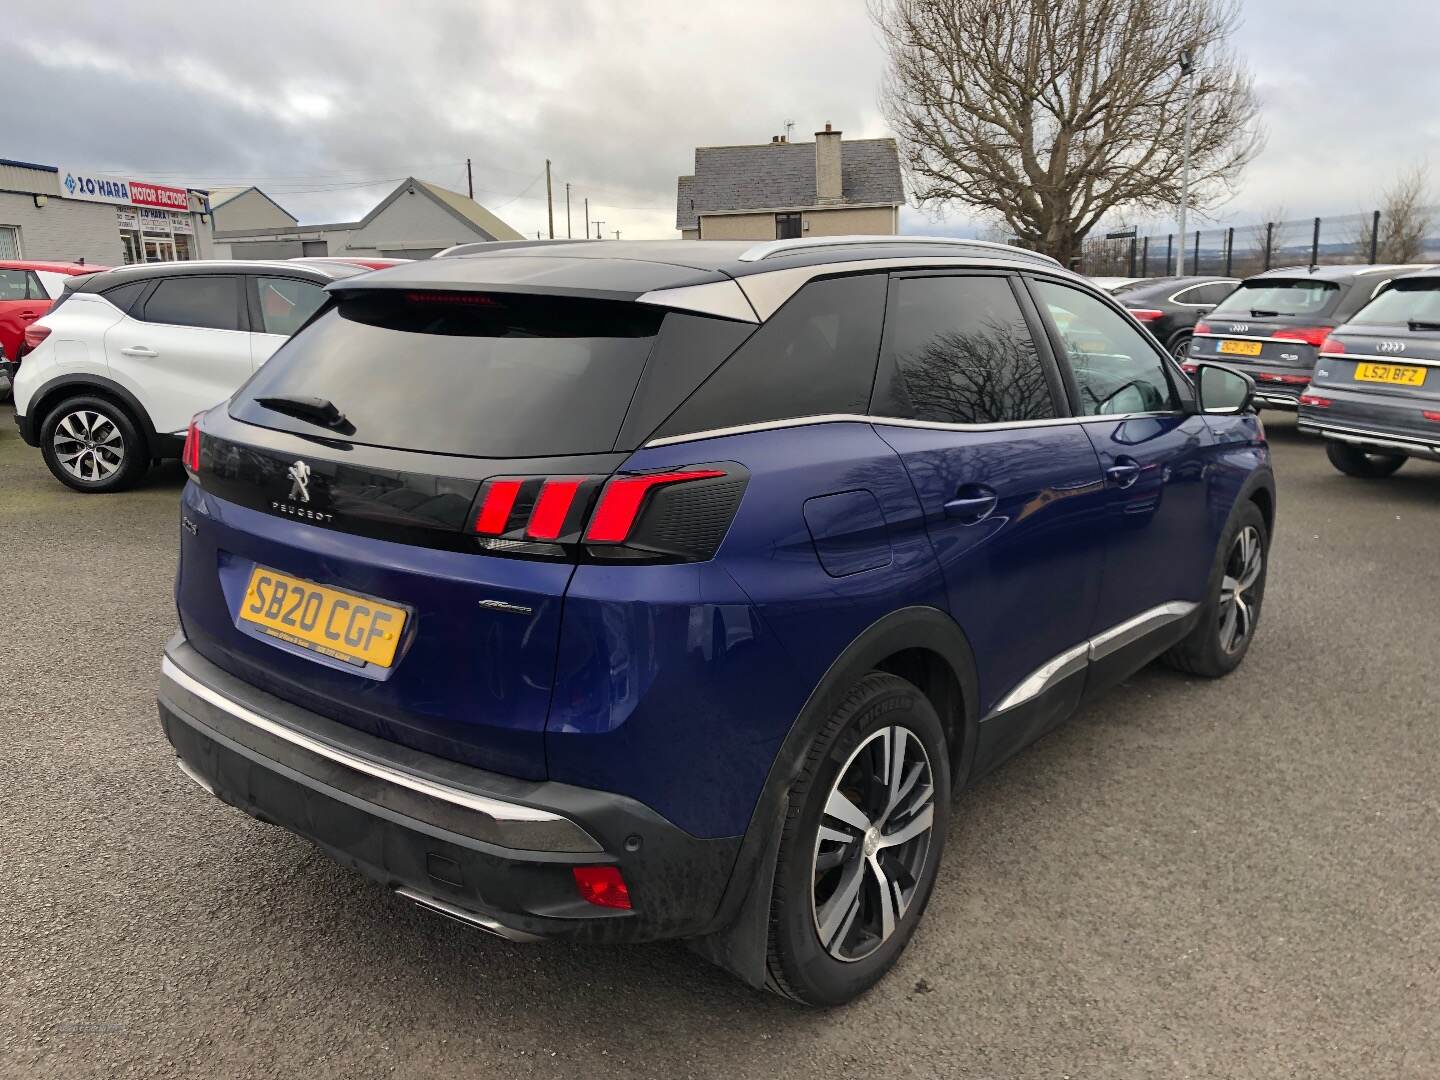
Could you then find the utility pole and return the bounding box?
[1176,47,1197,276]
[593,219,605,239]
[584,197,590,239]
[613,230,621,240]
[466,158,473,199]
[565,183,572,239]
[545,159,554,239]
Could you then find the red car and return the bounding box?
[0,260,107,378]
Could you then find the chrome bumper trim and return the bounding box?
[394,887,547,943]
[1299,422,1440,456]
[160,655,602,852]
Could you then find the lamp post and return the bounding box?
[1176,47,1197,277]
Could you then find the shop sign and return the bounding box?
[115,207,140,230]
[58,166,190,210]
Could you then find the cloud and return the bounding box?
[2,0,1436,240]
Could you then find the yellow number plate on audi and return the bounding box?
[1218,339,1263,357]
[1355,361,1426,387]
[239,567,407,668]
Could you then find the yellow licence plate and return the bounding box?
[1218,339,1263,357]
[239,567,407,668]
[1354,361,1427,387]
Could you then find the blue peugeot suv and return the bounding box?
[158,237,1275,1005]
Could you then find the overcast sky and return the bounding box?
[4,0,1438,241]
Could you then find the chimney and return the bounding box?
[815,122,842,201]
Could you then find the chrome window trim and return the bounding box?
[1167,280,1237,307]
[634,279,759,323]
[1318,350,1440,368]
[643,409,1183,449]
[987,602,1200,717]
[160,657,601,850]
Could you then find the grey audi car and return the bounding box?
[1297,268,1440,476]
[1185,264,1432,408]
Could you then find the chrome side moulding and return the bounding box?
[986,601,1200,717]
[160,656,603,853]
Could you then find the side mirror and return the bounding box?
[1194,361,1255,414]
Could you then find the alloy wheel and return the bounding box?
[52,410,125,483]
[1218,525,1263,654]
[811,725,936,963]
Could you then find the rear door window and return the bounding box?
[654,274,886,438]
[1030,279,1177,416]
[0,269,27,301]
[875,274,1057,425]
[232,291,665,458]
[141,276,243,330]
[254,276,328,336]
[1209,279,1340,318]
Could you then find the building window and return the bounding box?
[775,212,802,240]
[0,226,21,259]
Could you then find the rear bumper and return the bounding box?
[158,634,743,944]
[1297,391,1440,461]
[13,407,36,445]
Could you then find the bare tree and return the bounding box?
[1355,164,1434,263]
[1237,203,1286,275]
[873,0,1264,265]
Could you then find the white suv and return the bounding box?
[12,260,366,492]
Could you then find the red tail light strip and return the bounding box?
[1126,308,1164,322]
[1273,326,1333,347]
[182,416,202,473]
[526,478,585,540]
[585,470,726,543]
[473,479,522,534]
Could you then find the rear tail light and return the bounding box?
[22,322,51,354]
[1298,394,1331,408]
[1423,411,1440,423]
[1194,321,1213,335]
[1318,336,1345,355]
[182,414,203,475]
[1274,325,1333,347]
[1127,308,1164,322]
[572,865,631,909]
[1181,362,1199,374]
[469,465,746,564]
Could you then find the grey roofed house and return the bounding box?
[211,176,525,261]
[676,123,905,241]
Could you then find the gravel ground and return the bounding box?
[2,404,1438,1079]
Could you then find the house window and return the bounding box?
[775,212,802,240]
[0,226,21,259]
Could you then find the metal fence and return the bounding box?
[1078,208,1440,278]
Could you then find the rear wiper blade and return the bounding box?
[1249,309,1281,317]
[1407,319,1440,331]
[253,394,348,429]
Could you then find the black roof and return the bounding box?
[1242,263,1437,285]
[71,259,366,294]
[335,237,1071,300]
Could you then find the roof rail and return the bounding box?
[736,234,1062,267]
[435,239,595,259]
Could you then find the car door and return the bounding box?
[0,269,49,360]
[869,271,1109,765]
[1025,276,1215,689]
[248,274,331,368]
[104,274,250,434]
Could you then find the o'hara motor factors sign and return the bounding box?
[58,166,190,211]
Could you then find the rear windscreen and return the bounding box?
[1349,279,1440,325]
[1210,279,1340,318]
[231,291,665,457]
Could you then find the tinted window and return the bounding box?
[1349,279,1440,325]
[255,276,328,336]
[0,269,27,301]
[102,280,150,315]
[1192,281,1237,305]
[1210,278,1340,318]
[1032,280,1177,416]
[233,291,664,457]
[656,274,886,438]
[880,275,1055,425]
[142,276,241,330]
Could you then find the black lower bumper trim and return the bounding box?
[159,634,743,943]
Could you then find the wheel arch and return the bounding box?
[29,373,158,458]
[688,605,979,987]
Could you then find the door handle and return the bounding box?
[944,483,998,524]
[19,311,37,319]
[120,346,158,357]
[1105,458,1142,489]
